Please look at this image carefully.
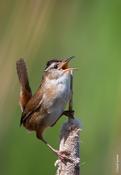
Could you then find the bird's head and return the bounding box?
[44,56,75,79]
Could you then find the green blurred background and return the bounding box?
[0,0,121,174]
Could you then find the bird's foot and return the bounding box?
[55,150,73,163]
[63,110,74,118]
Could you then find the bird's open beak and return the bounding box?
[58,56,75,71]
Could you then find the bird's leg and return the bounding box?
[64,70,75,119]
[62,71,75,119]
[41,137,71,161]
[40,137,57,153]
[50,110,74,127]
[36,131,71,161]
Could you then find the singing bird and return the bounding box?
[16,57,74,159]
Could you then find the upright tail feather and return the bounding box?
[16,58,32,111]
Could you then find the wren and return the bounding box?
[16,57,75,160]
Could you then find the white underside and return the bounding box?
[42,72,71,126]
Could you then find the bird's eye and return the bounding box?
[54,64,58,69]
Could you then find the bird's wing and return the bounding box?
[20,89,43,126]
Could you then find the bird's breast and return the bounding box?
[42,74,71,126]
[43,75,71,107]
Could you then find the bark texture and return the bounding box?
[55,118,81,175]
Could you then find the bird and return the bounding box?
[16,56,75,159]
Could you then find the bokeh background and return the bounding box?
[0,0,121,175]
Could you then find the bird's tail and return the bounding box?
[16,58,32,111]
